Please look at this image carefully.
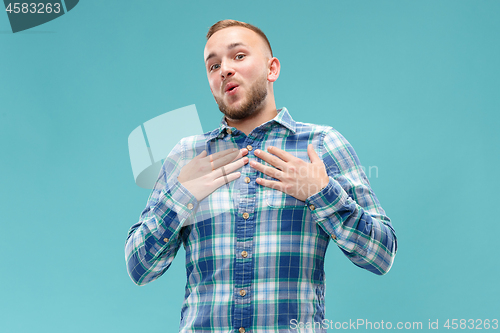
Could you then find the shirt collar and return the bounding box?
[206,107,296,142]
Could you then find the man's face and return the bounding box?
[204,26,272,120]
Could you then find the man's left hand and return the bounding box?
[250,144,330,201]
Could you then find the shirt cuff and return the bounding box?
[160,180,199,225]
[305,177,349,221]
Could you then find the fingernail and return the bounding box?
[255,149,260,154]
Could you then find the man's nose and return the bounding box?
[220,62,234,80]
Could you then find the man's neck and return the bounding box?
[226,104,278,136]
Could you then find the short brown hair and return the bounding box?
[206,19,273,57]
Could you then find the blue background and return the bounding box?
[1,1,499,332]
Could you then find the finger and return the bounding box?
[230,148,249,162]
[307,144,321,163]
[209,147,240,163]
[266,146,294,163]
[212,148,248,170]
[213,171,241,188]
[250,160,283,180]
[218,165,230,185]
[255,177,284,191]
[254,148,286,170]
[214,156,248,178]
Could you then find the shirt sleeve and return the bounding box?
[305,128,397,275]
[125,139,199,286]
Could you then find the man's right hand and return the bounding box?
[177,147,249,201]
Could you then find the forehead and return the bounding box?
[204,26,268,59]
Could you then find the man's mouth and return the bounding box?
[224,83,239,94]
[226,86,239,95]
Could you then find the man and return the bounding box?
[125,20,397,332]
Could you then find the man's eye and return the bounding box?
[235,54,245,60]
[210,64,220,71]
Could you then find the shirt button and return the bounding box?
[246,145,253,151]
[239,328,245,333]
[242,212,249,219]
[187,203,194,210]
[332,235,337,240]
[239,289,246,297]
[244,177,251,184]
[163,238,169,243]
[226,128,232,135]
[241,251,248,258]
[309,204,316,211]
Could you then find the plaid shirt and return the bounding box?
[125,107,397,332]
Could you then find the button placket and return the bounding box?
[233,138,258,332]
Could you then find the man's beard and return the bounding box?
[215,77,268,120]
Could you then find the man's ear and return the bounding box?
[267,57,281,83]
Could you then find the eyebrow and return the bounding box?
[205,42,247,63]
